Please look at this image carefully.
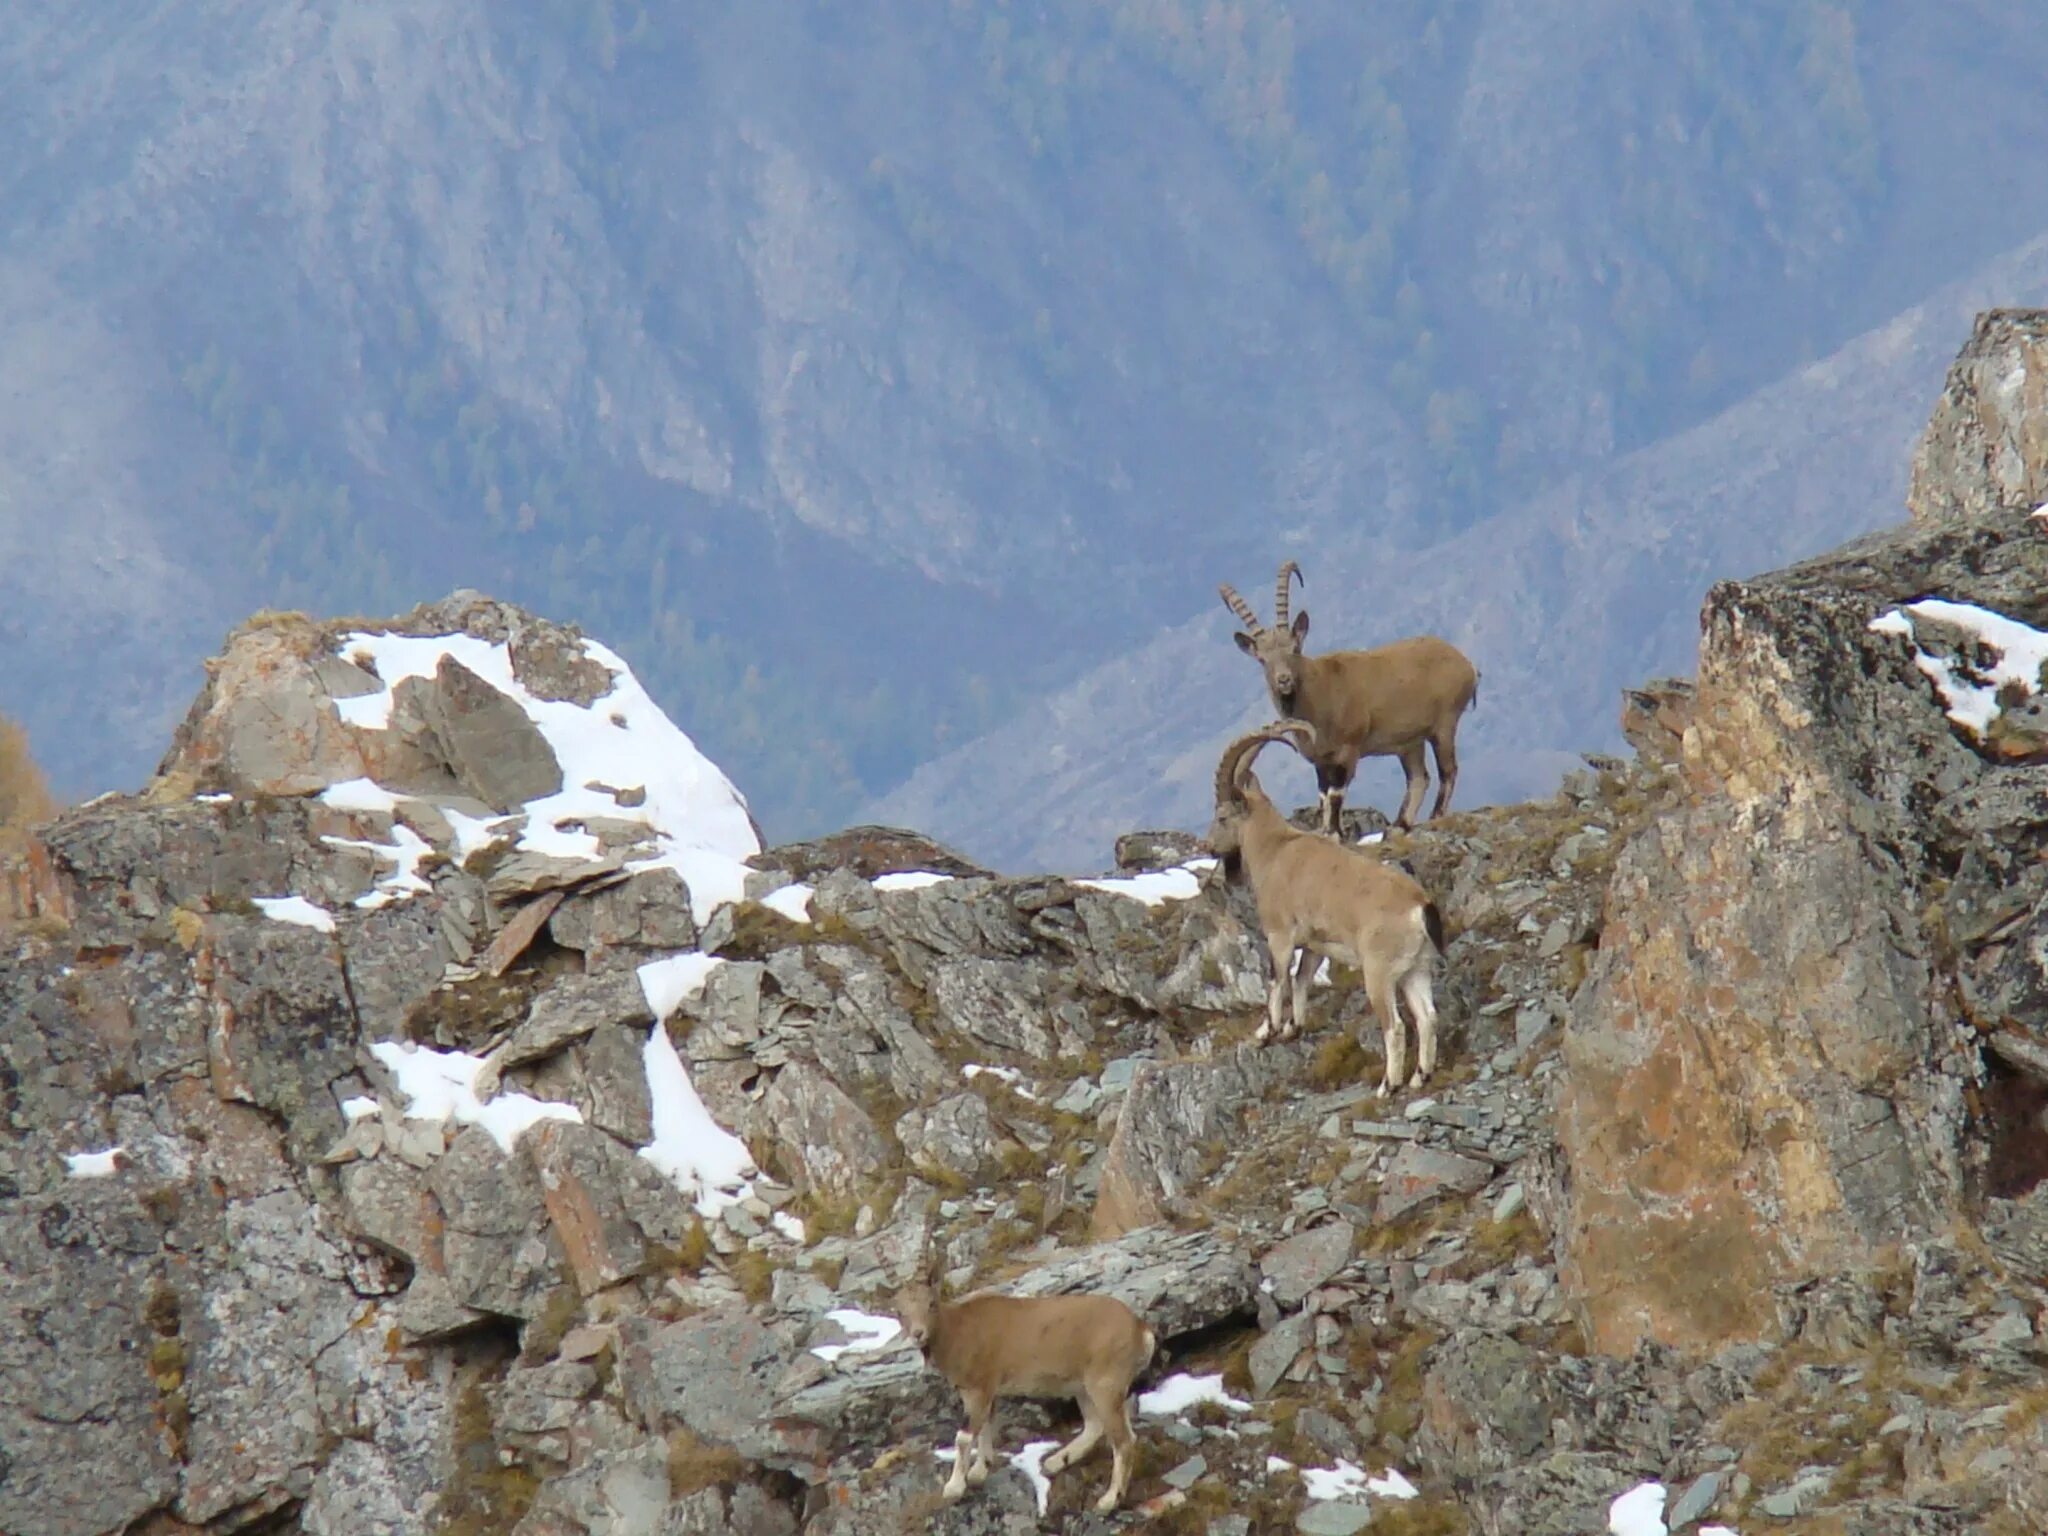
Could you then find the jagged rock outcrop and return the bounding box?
[1562,311,2048,1355]
[1908,308,2048,527]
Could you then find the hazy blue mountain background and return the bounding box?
[5,1,2048,865]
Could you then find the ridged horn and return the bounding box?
[1274,560,1303,630]
[1213,720,1318,803]
[1218,583,1264,635]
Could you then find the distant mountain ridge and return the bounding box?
[872,233,2048,870]
[7,2,2048,838]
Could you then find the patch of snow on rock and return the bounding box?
[809,1308,902,1363]
[340,1096,380,1121]
[323,824,434,909]
[64,1147,124,1178]
[368,1040,582,1154]
[1073,859,1215,907]
[637,1017,756,1216]
[872,871,955,891]
[1299,1461,1374,1502]
[759,882,815,923]
[1010,1441,1058,1515]
[318,777,405,813]
[961,1064,1040,1101]
[637,954,726,1021]
[332,632,760,923]
[253,895,338,933]
[1608,1480,1667,1536]
[1868,599,2048,738]
[1370,1467,1419,1500]
[1137,1373,1251,1417]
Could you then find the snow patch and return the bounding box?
[1137,1373,1251,1417]
[637,954,726,1021]
[1294,1460,1418,1503]
[323,824,434,909]
[1011,1441,1058,1515]
[341,1096,380,1121]
[443,808,514,860]
[961,1064,1040,1102]
[1266,1456,1296,1475]
[1868,599,2048,738]
[1073,858,1217,907]
[1357,830,1386,845]
[195,791,233,804]
[872,870,955,892]
[331,632,759,924]
[253,895,338,933]
[1608,1481,1667,1536]
[319,777,405,813]
[771,1211,807,1244]
[637,1019,756,1216]
[64,1147,124,1178]
[759,882,815,923]
[809,1308,902,1363]
[1371,1468,1420,1499]
[368,1040,582,1154]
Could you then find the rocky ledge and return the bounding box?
[4,315,2048,1536]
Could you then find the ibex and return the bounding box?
[897,1264,1156,1513]
[1210,721,1445,1095]
[1220,560,1479,832]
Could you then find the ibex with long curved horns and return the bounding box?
[1210,721,1445,1093]
[1219,560,1478,832]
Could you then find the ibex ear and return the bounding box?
[1233,631,1257,655]
[1291,611,1310,643]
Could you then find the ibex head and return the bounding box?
[1219,561,1310,715]
[1207,720,1316,871]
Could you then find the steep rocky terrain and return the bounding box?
[6,318,2048,1535]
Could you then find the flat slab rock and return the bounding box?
[1376,1143,1496,1221]
[1261,1220,1356,1308]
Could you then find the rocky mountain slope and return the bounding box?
[4,316,2048,1535]
[10,3,2048,837]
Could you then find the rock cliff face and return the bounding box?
[4,316,2048,1536]
[1561,312,2048,1356]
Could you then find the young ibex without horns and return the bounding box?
[896,1266,1157,1513]
[1220,560,1479,832]
[1210,721,1446,1095]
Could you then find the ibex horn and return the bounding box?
[1218,583,1263,635]
[1213,720,1318,803]
[1274,560,1303,630]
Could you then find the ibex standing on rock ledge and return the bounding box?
[1209,721,1446,1094]
[1220,560,1479,832]
[896,1265,1156,1513]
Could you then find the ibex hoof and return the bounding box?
[941,1478,967,1503]
[1253,1023,1274,1045]
[1095,1491,1121,1514]
[1408,1070,1427,1089]
[1376,1080,1393,1099]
